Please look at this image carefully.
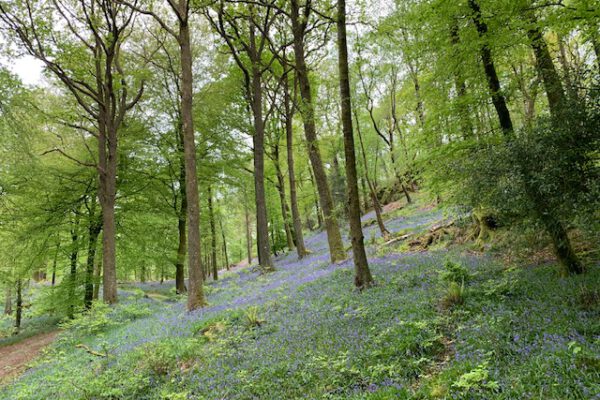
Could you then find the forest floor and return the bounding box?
[0,330,58,383]
[1,195,598,399]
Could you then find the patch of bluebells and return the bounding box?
[2,207,598,400]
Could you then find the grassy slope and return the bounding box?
[1,199,598,399]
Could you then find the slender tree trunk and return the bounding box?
[218,216,229,270]
[14,279,22,333]
[4,286,11,315]
[84,199,102,310]
[93,257,102,300]
[51,240,59,286]
[469,0,514,134]
[308,165,323,230]
[274,143,295,252]
[355,109,390,239]
[68,211,80,318]
[208,184,218,280]
[284,76,308,258]
[178,9,206,310]
[291,0,345,263]
[244,190,252,264]
[338,0,373,288]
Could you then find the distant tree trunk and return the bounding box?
[284,75,308,258]
[470,0,583,275]
[68,211,80,319]
[355,109,390,239]
[178,4,206,311]
[308,165,323,230]
[244,187,252,264]
[556,35,578,102]
[208,184,218,280]
[51,240,59,286]
[218,216,230,270]
[338,0,373,288]
[4,286,11,315]
[14,279,22,333]
[291,0,346,263]
[84,197,102,310]
[273,140,295,252]
[93,257,102,300]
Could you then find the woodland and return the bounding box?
[0,0,598,399]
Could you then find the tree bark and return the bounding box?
[291,0,346,263]
[175,118,187,294]
[338,0,373,288]
[14,279,22,332]
[250,57,274,271]
[208,184,218,280]
[178,4,206,310]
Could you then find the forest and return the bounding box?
[0,0,598,398]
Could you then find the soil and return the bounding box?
[0,330,58,383]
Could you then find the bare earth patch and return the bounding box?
[0,330,58,383]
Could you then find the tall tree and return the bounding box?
[289,0,346,263]
[0,0,145,304]
[337,0,372,288]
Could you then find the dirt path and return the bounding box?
[0,330,59,383]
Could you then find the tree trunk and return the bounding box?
[179,10,206,311]
[14,279,22,333]
[51,240,59,286]
[526,15,567,117]
[69,211,80,318]
[355,109,390,239]
[308,165,323,230]
[84,197,102,310]
[274,141,295,252]
[338,0,373,288]
[93,257,102,300]
[175,118,187,294]
[250,59,274,271]
[284,75,308,258]
[469,0,514,134]
[291,0,345,263]
[244,188,253,264]
[208,184,218,280]
[98,114,118,305]
[218,215,229,270]
[4,286,11,315]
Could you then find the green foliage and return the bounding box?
[439,260,470,284]
[452,361,499,394]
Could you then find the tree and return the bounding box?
[0,0,144,304]
[337,0,372,289]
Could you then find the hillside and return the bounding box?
[1,201,598,399]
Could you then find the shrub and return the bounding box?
[439,260,470,284]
